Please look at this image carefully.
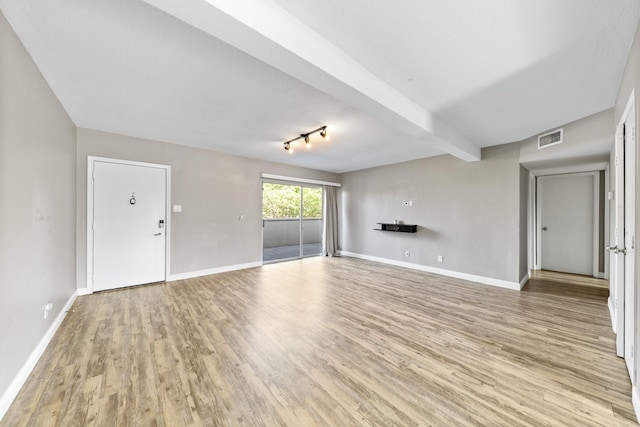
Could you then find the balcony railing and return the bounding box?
[262,218,323,261]
[262,218,322,248]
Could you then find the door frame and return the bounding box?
[260,173,340,265]
[261,180,323,263]
[535,172,600,277]
[611,89,636,360]
[87,156,171,294]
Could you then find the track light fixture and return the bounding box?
[283,126,328,152]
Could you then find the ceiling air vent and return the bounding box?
[538,128,563,149]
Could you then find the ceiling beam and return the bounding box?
[142,0,480,161]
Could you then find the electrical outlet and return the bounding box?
[437,255,443,263]
[405,250,410,257]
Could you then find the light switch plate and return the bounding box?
[173,204,182,212]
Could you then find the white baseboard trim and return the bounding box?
[340,252,522,291]
[76,287,90,296]
[633,386,640,423]
[519,272,530,290]
[595,272,605,279]
[167,261,262,282]
[608,297,617,333]
[0,289,78,422]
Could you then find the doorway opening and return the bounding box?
[536,172,601,277]
[262,183,323,263]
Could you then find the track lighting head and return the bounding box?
[282,125,327,154]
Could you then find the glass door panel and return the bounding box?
[262,183,301,262]
[262,183,323,262]
[302,186,323,257]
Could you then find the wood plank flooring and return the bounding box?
[1,257,636,426]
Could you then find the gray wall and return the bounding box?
[519,109,613,170]
[0,12,76,399]
[339,143,522,283]
[76,128,339,286]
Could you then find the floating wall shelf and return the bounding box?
[374,223,417,233]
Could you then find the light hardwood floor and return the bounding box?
[1,257,636,426]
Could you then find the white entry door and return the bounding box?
[538,173,596,276]
[90,159,168,292]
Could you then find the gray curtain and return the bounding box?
[323,185,339,256]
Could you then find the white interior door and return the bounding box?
[91,160,167,292]
[623,113,636,382]
[539,174,595,276]
[613,126,625,357]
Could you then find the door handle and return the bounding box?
[609,246,627,254]
[542,227,548,231]
[153,232,162,236]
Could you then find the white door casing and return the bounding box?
[537,173,598,277]
[87,157,171,293]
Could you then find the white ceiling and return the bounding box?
[1,0,639,173]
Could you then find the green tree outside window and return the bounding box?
[263,184,322,219]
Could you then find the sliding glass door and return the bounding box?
[262,183,323,263]
[301,186,322,257]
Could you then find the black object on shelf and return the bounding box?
[375,223,417,233]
